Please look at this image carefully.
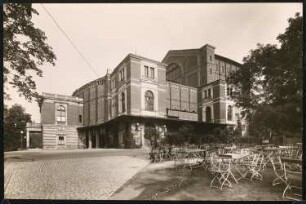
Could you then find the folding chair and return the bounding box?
[210,159,233,190]
[282,162,302,201]
[246,154,265,181]
[270,155,286,186]
[236,154,264,181]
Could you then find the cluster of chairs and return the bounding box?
[149,146,173,163]
[147,143,302,200]
[268,146,302,201]
[203,151,266,190]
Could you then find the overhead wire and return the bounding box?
[40,4,99,77]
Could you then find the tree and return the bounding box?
[164,124,195,146]
[228,13,302,139]
[144,126,160,148]
[124,132,136,148]
[212,126,236,144]
[4,3,56,102]
[4,104,32,151]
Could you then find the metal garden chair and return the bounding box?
[209,159,233,190]
[282,162,302,201]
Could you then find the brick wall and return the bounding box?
[157,89,167,115]
[67,103,81,125]
[213,101,226,123]
[90,99,96,125]
[129,60,141,80]
[157,67,166,84]
[130,84,141,114]
[41,102,55,124]
[97,98,105,123]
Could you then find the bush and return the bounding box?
[124,132,137,148]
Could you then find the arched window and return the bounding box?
[56,105,66,124]
[145,90,154,111]
[227,105,233,121]
[121,92,125,113]
[206,107,212,122]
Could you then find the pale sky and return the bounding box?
[5,3,302,122]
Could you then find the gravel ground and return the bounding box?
[110,161,297,201]
[4,155,149,200]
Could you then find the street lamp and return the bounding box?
[20,130,24,150]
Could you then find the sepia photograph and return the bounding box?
[3,2,303,201]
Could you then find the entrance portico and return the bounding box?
[26,123,42,149]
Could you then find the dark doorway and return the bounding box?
[29,131,42,148]
[206,107,212,122]
[85,132,89,148]
[92,132,96,148]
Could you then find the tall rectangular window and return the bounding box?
[79,115,82,123]
[58,135,65,145]
[144,66,149,77]
[121,92,125,113]
[112,79,115,89]
[56,105,66,124]
[150,67,155,79]
[119,69,125,81]
[208,89,211,98]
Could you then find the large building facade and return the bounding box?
[28,44,248,149]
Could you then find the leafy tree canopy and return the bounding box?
[4,3,56,102]
[228,13,302,138]
[4,104,32,151]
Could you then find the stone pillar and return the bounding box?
[141,123,145,149]
[26,130,30,149]
[88,133,92,149]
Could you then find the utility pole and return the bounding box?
[20,130,24,149]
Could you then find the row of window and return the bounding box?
[203,88,212,99]
[144,66,155,79]
[205,105,235,122]
[227,87,233,96]
[111,90,154,117]
[111,68,126,89]
[202,87,237,99]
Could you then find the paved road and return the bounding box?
[4,149,150,200]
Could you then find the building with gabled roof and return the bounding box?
[28,44,248,149]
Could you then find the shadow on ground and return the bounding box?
[110,162,291,201]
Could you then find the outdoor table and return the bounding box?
[262,147,281,156]
[263,147,280,151]
[279,146,300,150]
[281,157,302,165]
[224,146,236,153]
[182,149,207,161]
[172,149,206,168]
[218,153,249,160]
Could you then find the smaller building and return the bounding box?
[26,122,42,149]
[38,93,83,149]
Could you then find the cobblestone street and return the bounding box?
[4,149,149,200]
